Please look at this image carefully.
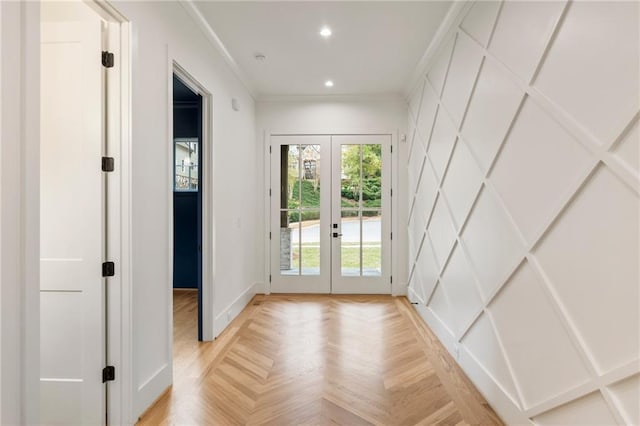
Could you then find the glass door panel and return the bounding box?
[331,135,391,294]
[271,136,331,293]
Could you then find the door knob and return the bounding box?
[332,232,343,238]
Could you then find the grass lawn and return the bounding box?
[292,243,381,270]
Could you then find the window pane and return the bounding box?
[362,144,382,208]
[300,145,321,208]
[174,139,198,191]
[362,211,382,276]
[280,210,299,275]
[341,145,361,208]
[341,210,361,276]
[300,210,320,275]
[281,145,302,209]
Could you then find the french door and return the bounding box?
[270,134,391,294]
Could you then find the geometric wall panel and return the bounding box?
[427,282,453,335]
[612,118,639,176]
[440,32,484,126]
[490,97,592,243]
[461,58,524,173]
[407,1,640,422]
[439,244,483,336]
[427,195,457,269]
[460,0,501,48]
[534,166,640,374]
[488,261,592,408]
[408,78,425,123]
[534,1,640,144]
[532,392,618,426]
[412,166,438,230]
[414,236,440,305]
[408,145,426,196]
[427,36,455,96]
[442,138,483,229]
[608,374,640,425]
[461,313,521,406]
[416,85,439,148]
[490,0,566,83]
[427,109,458,181]
[460,187,524,299]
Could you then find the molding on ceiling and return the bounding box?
[403,1,472,101]
[178,0,258,100]
[257,93,405,103]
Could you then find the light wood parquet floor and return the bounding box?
[137,291,503,426]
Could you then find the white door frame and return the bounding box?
[168,60,215,342]
[265,131,399,295]
[86,2,133,424]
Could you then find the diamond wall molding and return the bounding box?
[406,1,639,424]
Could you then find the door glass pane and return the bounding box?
[283,145,301,209]
[362,144,382,208]
[174,138,198,191]
[281,210,299,275]
[300,211,320,275]
[362,211,382,276]
[300,145,321,208]
[341,145,361,208]
[279,143,322,276]
[341,210,361,276]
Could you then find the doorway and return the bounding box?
[172,75,203,340]
[269,135,392,294]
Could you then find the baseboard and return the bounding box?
[134,362,171,421]
[409,302,529,425]
[212,282,259,338]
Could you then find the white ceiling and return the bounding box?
[193,1,454,98]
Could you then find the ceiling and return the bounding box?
[194,1,454,98]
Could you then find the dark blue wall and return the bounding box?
[173,192,198,288]
[173,77,201,290]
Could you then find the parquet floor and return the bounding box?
[138,292,503,426]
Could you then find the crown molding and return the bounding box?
[257,93,405,103]
[178,0,257,100]
[403,1,472,100]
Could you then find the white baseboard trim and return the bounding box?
[212,282,259,338]
[409,301,529,425]
[134,362,171,421]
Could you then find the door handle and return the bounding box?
[332,232,343,238]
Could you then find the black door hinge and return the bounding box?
[269,275,272,283]
[390,189,393,197]
[102,51,114,68]
[391,276,393,284]
[102,157,115,172]
[102,366,115,383]
[269,146,272,154]
[390,232,393,240]
[269,232,272,240]
[102,261,115,277]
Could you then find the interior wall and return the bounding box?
[406,1,639,424]
[256,98,409,295]
[0,1,40,424]
[109,0,259,419]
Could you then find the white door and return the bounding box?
[40,21,106,425]
[331,135,391,294]
[270,136,331,293]
[269,134,391,294]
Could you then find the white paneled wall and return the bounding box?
[406,1,639,424]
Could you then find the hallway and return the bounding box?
[138,293,502,425]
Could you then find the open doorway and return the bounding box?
[172,75,204,341]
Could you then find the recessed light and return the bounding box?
[320,27,332,38]
[325,80,334,88]
[254,53,266,62]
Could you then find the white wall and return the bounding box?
[0,1,40,424]
[256,98,409,295]
[406,1,639,424]
[106,0,259,419]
